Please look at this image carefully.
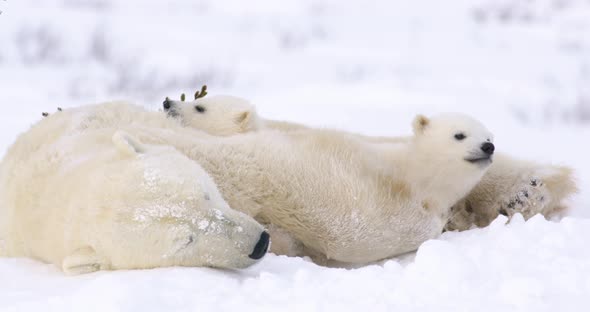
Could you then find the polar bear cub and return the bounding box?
[163,95,306,135]
[0,111,269,274]
[150,107,496,262]
[163,95,262,136]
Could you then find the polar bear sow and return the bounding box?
[0,110,269,274]
[163,96,577,232]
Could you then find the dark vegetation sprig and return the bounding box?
[166,85,208,104]
[42,107,63,117]
[194,85,208,100]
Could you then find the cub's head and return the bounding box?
[163,95,260,136]
[64,131,269,274]
[412,113,494,165]
[411,113,495,186]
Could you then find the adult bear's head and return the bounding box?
[62,131,269,274]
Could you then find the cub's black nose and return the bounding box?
[249,231,270,260]
[163,98,172,110]
[481,142,495,155]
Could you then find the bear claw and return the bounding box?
[499,177,550,219]
[530,178,543,187]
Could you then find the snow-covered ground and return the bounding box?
[1,0,589,310]
[2,215,590,312]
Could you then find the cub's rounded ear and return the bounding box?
[412,114,430,135]
[112,131,145,156]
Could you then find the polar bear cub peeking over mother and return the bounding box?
[163,95,262,136]
[162,95,309,134]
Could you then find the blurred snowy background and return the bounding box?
[1,0,590,311]
[2,0,590,125]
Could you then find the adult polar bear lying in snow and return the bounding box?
[163,95,577,233]
[0,110,270,274]
[56,102,495,264]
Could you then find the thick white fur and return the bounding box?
[63,102,493,263]
[168,96,578,232]
[0,105,267,274]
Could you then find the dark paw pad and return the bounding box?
[498,177,550,219]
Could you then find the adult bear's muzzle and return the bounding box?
[248,231,270,260]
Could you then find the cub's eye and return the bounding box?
[195,105,206,113]
[454,133,466,141]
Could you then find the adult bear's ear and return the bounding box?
[112,131,145,156]
[62,246,109,275]
[235,111,252,131]
[412,114,430,135]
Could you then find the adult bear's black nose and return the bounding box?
[163,98,172,110]
[481,142,495,155]
[249,231,270,260]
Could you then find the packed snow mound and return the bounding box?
[1,215,589,311]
